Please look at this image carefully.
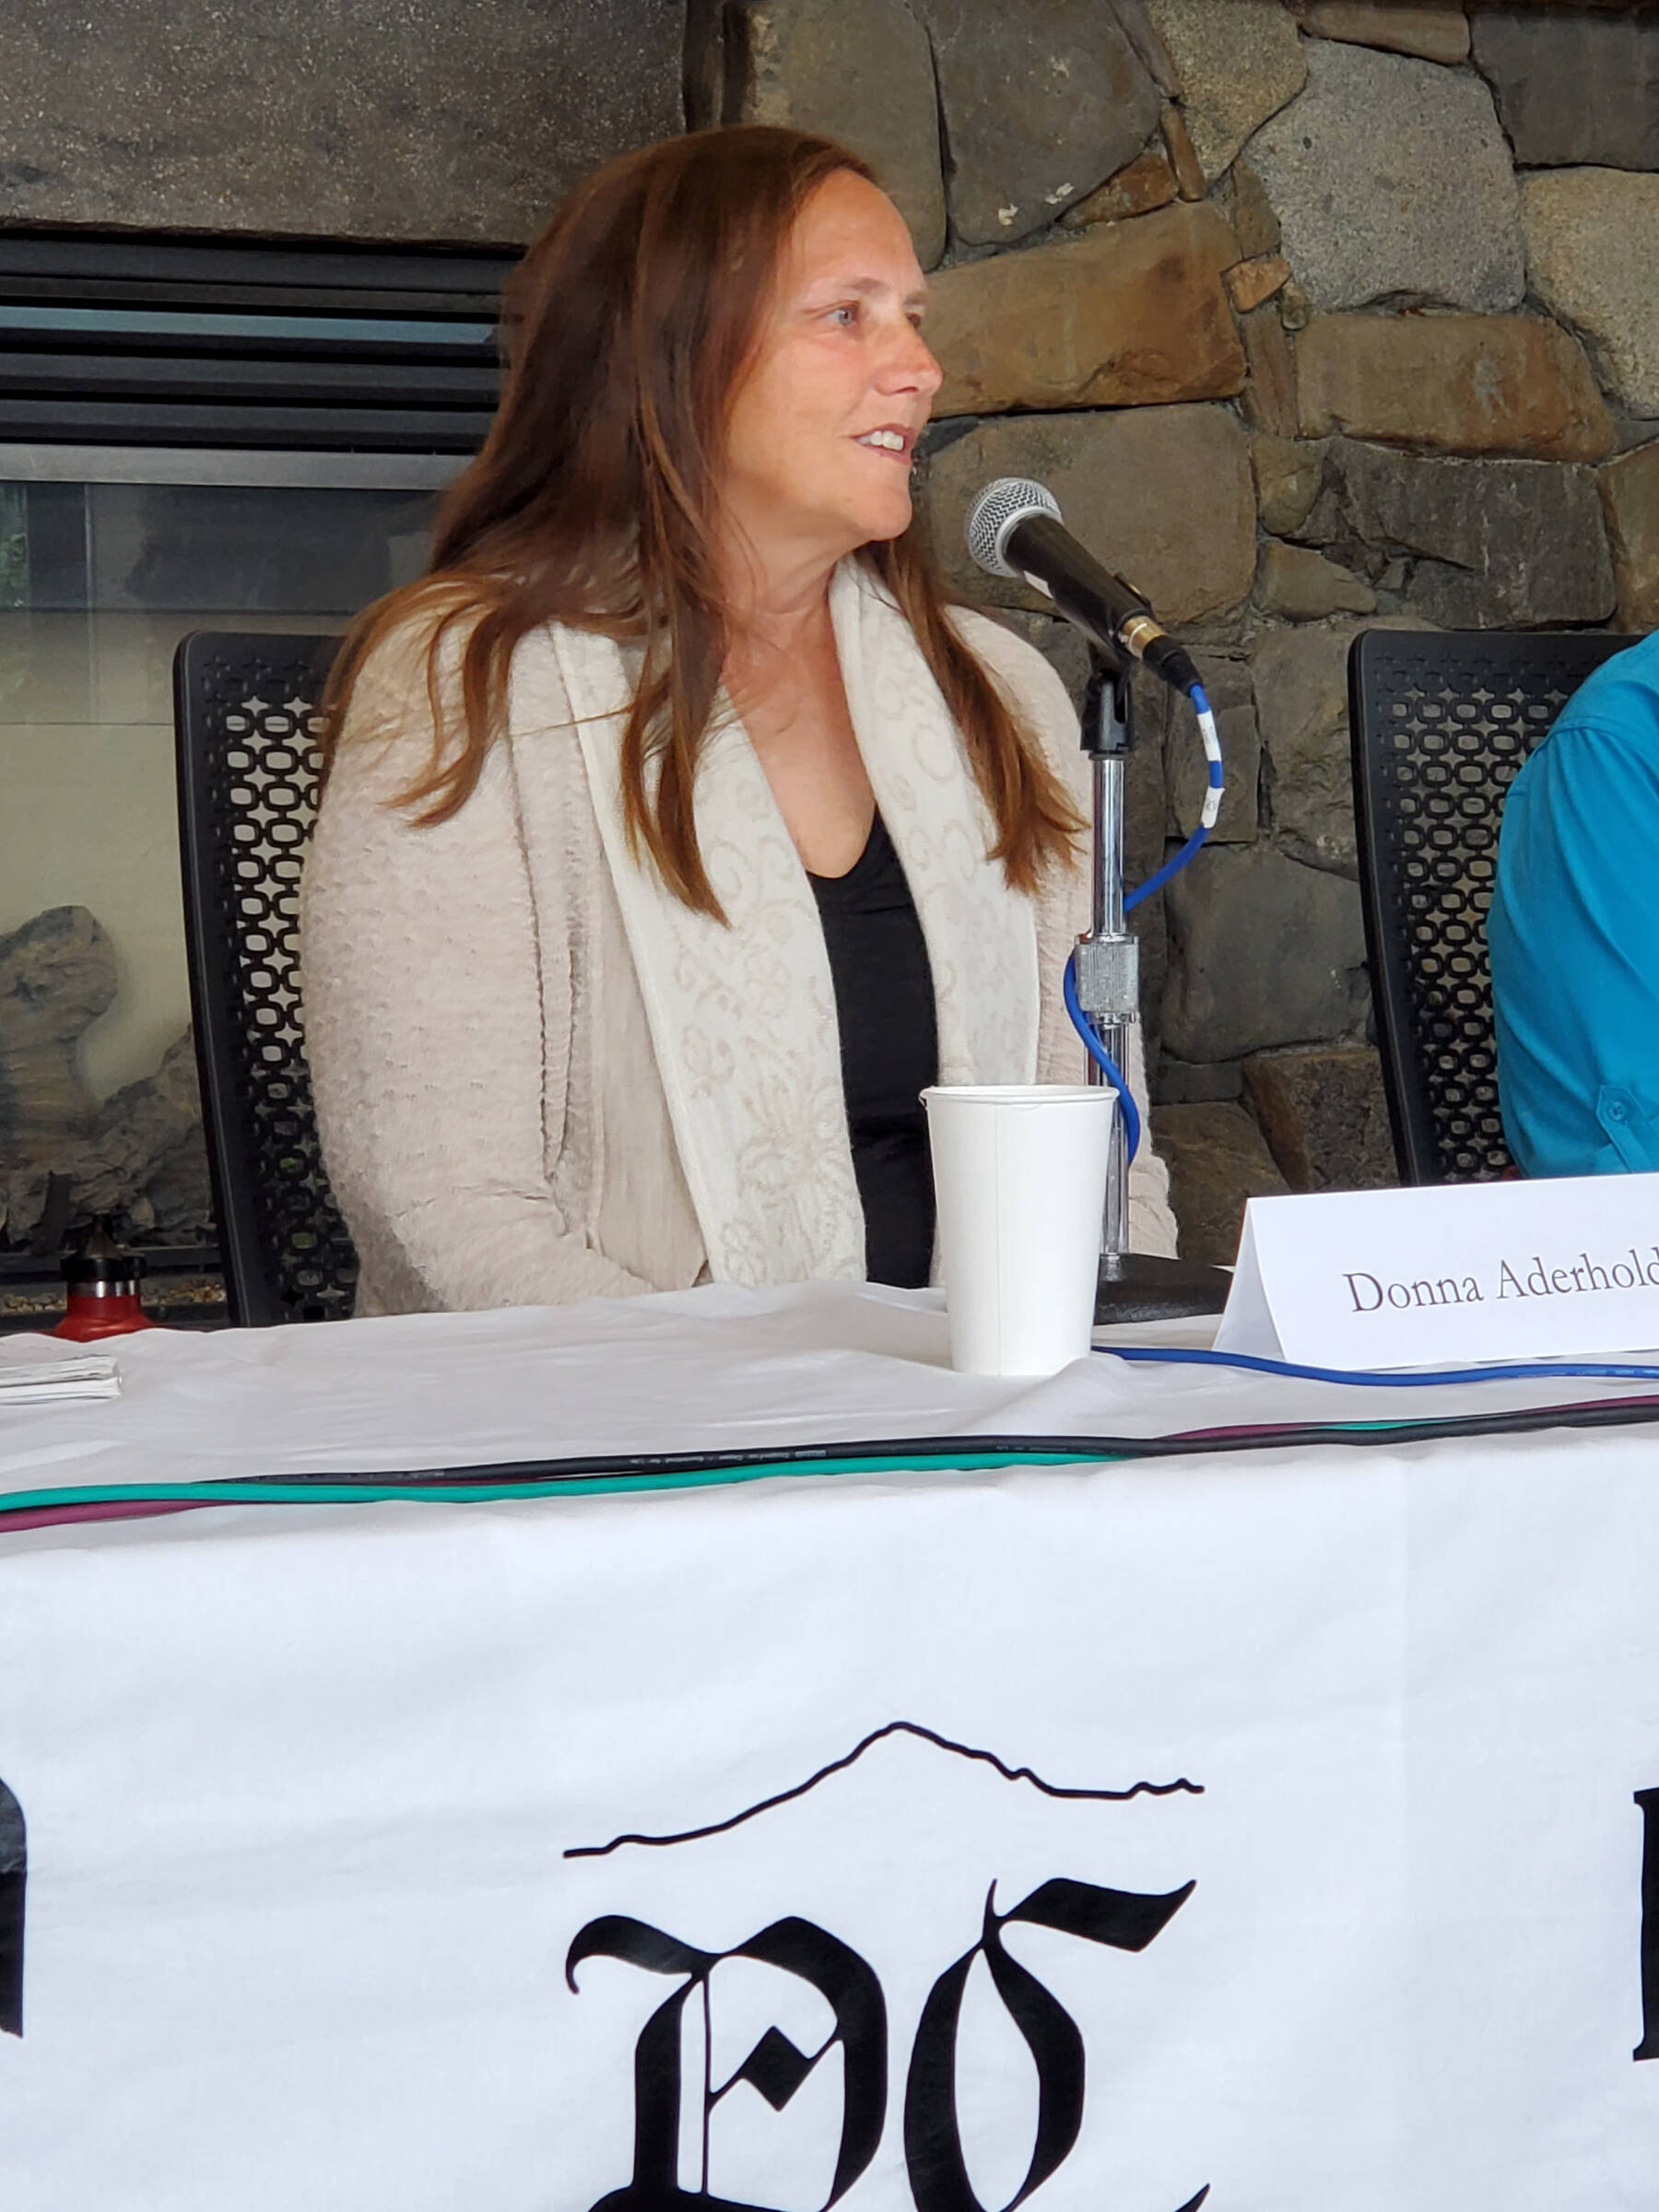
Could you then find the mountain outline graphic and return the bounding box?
[565,1719,1203,1859]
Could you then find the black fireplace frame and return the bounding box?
[0,228,521,1308]
[0,227,518,451]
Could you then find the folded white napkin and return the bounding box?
[0,1352,121,1404]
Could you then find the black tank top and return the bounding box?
[808,813,939,1288]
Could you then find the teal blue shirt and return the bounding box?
[1489,631,1659,1177]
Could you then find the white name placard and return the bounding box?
[1214,1171,1659,1370]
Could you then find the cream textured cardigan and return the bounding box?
[301,576,1176,1316]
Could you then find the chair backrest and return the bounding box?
[173,630,359,1326]
[1348,627,1630,1186]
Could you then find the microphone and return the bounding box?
[965,478,1200,696]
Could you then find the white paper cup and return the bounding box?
[922,1083,1115,1376]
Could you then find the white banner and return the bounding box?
[4,1429,1659,2209]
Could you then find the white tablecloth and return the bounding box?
[3,1283,1659,2211]
[4,1277,1657,1499]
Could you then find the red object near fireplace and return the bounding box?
[49,1221,159,1340]
[52,1290,157,1342]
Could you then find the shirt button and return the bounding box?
[1609,1100,1628,1120]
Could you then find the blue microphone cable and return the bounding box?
[1126,681,1223,913]
[1065,679,1222,1158]
[1097,1343,1659,1389]
[1064,948,1141,1160]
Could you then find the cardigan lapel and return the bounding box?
[549,622,865,1287]
[539,561,1041,1287]
[830,561,1040,1091]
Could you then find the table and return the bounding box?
[3,1280,1659,2210]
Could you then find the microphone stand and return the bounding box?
[1076,643,1230,1324]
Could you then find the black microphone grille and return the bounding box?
[965,477,1063,580]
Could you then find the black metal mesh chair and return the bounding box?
[1348,628,1630,1186]
[173,631,359,1325]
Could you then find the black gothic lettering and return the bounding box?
[902,1876,1197,2212]
[570,1873,1203,2212]
[567,1912,886,2210]
[0,1777,22,2039]
[1635,1788,1659,2062]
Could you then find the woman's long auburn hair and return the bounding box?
[323,124,1081,917]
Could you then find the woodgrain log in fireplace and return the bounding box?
[0,905,212,1251]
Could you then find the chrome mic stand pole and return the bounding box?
[1075,643,1230,1323]
[1075,644,1135,1263]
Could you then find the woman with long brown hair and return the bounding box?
[301,125,1175,1314]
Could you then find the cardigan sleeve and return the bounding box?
[949,609,1180,1260]
[300,626,653,1312]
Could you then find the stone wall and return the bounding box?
[0,0,685,242]
[3,0,1653,1259]
[715,0,1657,1259]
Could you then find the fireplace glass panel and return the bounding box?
[0,467,443,1297]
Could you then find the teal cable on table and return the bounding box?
[15,1385,1659,1534]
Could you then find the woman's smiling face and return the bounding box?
[719,169,943,581]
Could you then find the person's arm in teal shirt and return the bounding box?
[1490,655,1659,1177]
